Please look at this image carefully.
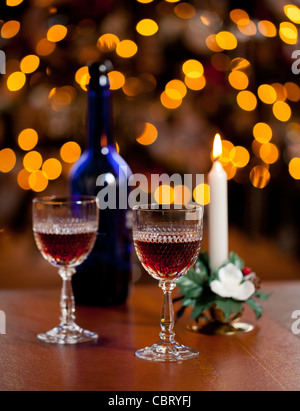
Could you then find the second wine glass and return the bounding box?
[133,204,203,362]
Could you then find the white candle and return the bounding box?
[208,134,228,271]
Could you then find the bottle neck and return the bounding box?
[87,85,115,152]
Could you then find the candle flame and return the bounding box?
[213,134,222,161]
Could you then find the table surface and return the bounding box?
[1,281,300,391]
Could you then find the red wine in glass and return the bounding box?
[134,232,202,281]
[34,223,97,268]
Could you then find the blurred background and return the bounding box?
[1,0,300,288]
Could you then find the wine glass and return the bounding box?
[32,196,99,345]
[133,204,203,362]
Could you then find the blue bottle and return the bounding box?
[70,62,132,306]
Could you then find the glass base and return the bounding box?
[38,323,98,345]
[135,339,199,362]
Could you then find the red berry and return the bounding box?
[242,267,252,276]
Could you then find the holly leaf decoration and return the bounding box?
[176,277,203,301]
[246,298,264,319]
[255,291,272,301]
[190,291,216,320]
[191,302,213,320]
[197,251,210,275]
[177,257,208,297]
[215,298,244,320]
[228,252,245,271]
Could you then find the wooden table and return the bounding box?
[0,281,300,391]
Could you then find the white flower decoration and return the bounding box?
[210,263,256,301]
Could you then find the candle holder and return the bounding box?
[174,252,271,335]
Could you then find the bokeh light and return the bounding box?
[285,82,300,102]
[164,88,181,101]
[174,3,196,19]
[230,9,250,24]
[231,58,251,75]
[7,71,26,91]
[160,91,182,109]
[238,20,257,37]
[206,35,223,52]
[258,84,277,105]
[60,142,81,163]
[237,91,257,111]
[17,169,31,190]
[18,129,39,151]
[284,5,300,25]
[23,151,43,172]
[250,165,270,189]
[154,185,175,205]
[136,19,159,36]
[36,38,56,56]
[215,31,238,50]
[47,25,68,43]
[193,184,210,206]
[273,101,292,122]
[97,34,120,52]
[42,158,62,180]
[230,146,250,168]
[116,40,138,58]
[6,0,24,5]
[173,185,192,205]
[0,149,17,173]
[258,20,277,38]
[1,21,20,39]
[49,86,75,111]
[259,143,279,164]
[75,66,90,91]
[29,170,48,192]
[253,123,273,144]
[223,163,237,180]
[289,158,300,180]
[165,80,187,99]
[272,83,287,102]
[108,71,126,90]
[182,60,204,78]
[252,140,263,158]
[279,22,298,45]
[228,71,249,90]
[184,75,206,91]
[136,123,158,145]
[20,55,40,74]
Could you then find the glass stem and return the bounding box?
[159,281,176,344]
[59,268,76,327]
